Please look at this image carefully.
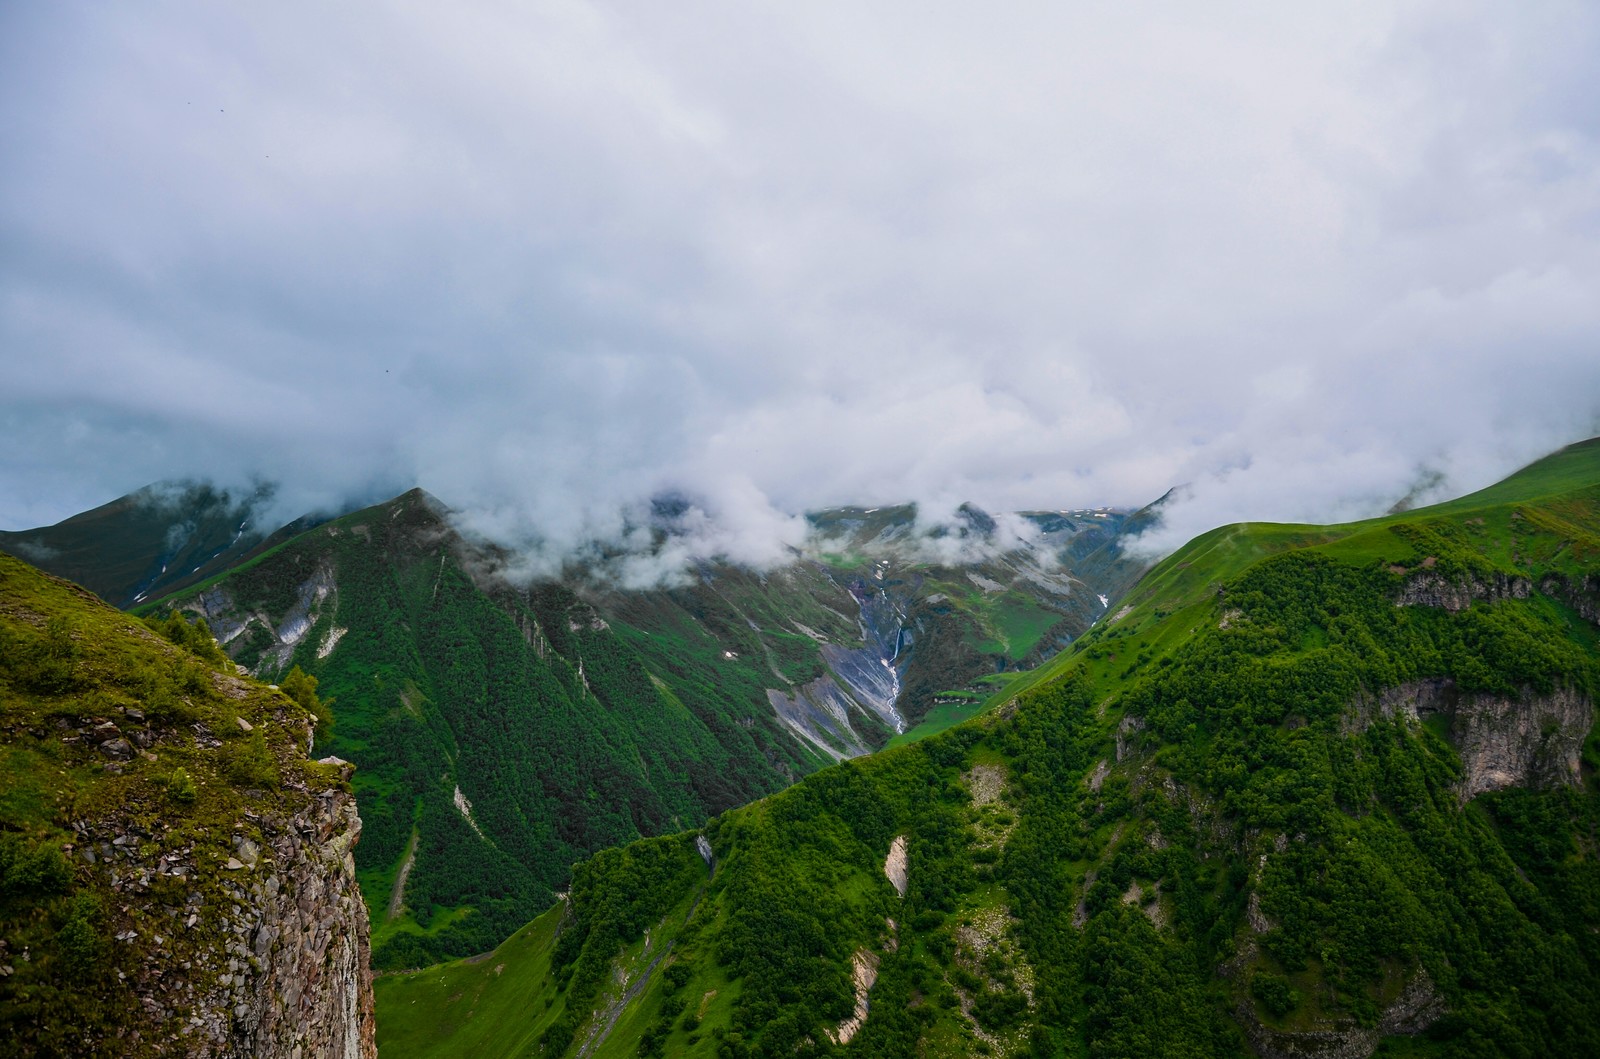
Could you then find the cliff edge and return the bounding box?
[0,551,375,1058]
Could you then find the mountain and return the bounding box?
[0,552,374,1058]
[373,439,1600,1059]
[0,481,320,610]
[140,490,1151,969]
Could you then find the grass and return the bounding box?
[376,862,721,1059]
[375,905,567,1057]
[972,436,1600,714]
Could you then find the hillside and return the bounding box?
[0,552,375,1058]
[140,489,1147,969]
[375,439,1600,1059]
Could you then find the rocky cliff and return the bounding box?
[0,552,375,1058]
[1347,677,1592,800]
[1396,569,1532,611]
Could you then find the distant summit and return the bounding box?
[0,481,324,609]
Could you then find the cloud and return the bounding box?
[2,2,1598,572]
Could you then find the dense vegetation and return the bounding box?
[377,439,1600,1059]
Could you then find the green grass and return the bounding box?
[887,700,983,747]
[375,905,567,1058]
[985,437,1600,712]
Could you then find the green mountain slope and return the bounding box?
[375,439,1600,1059]
[150,490,831,969]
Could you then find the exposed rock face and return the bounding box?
[189,565,337,676]
[1115,713,1145,762]
[1396,571,1530,612]
[215,788,375,1059]
[766,678,874,761]
[1348,678,1591,800]
[74,786,376,1058]
[825,949,880,1046]
[0,553,375,1058]
[884,835,908,898]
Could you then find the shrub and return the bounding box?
[166,768,198,806]
[1251,971,1299,1017]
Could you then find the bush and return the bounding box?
[224,731,278,788]
[663,962,694,991]
[280,665,334,731]
[166,768,198,806]
[1251,971,1299,1017]
[0,833,73,898]
[57,893,105,980]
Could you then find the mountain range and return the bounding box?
[4,483,1153,969]
[4,439,1598,1058]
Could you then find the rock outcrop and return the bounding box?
[1239,970,1446,1059]
[1540,572,1600,625]
[884,835,909,897]
[1347,678,1591,800]
[1396,571,1531,612]
[825,949,880,1046]
[0,552,376,1058]
[73,786,376,1058]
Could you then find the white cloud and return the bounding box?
[1,1,1597,569]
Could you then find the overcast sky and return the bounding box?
[3,2,1598,565]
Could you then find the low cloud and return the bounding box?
[2,3,1597,575]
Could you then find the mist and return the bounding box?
[3,3,1598,574]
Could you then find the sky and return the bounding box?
[3,2,1599,569]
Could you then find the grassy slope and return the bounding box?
[376,438,1600,1059]
[996,437,1600,709]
